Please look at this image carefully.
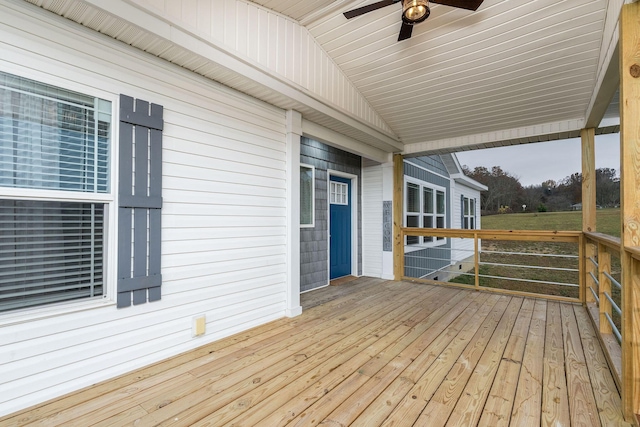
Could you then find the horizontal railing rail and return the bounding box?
[400,227,582,303]
[583,231,623,390]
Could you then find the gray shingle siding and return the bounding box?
[300,138,362,292]
[405,156,449,178]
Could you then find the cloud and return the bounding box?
[456,133,620,187]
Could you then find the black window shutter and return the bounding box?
[117,95,163,308]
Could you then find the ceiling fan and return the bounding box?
[343,0,484,41]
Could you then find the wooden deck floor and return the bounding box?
[1,278,631,426]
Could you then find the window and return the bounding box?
[300,164,314,227]
[405,179,447,247]
[0,71,112,313]
[462,196,476,229]
[330,181,348,205]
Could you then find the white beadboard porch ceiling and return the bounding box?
[251,0,611,146]
[19,0,620,156]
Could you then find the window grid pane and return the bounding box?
[300,166,313,225]
[0,71,111,312]
[423,188,433,214]
[436,191,445,214]
[407,183,419,213]
[0,200,104,312]
[0,71,111,193]
[330,181,348,205]
[424,216,433,242]
[406,215,419,245]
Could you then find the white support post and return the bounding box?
[285,110,302,317]
[381,160,395,280]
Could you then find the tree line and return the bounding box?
[462,166,620,214]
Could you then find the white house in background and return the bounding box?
[0,0,623,417]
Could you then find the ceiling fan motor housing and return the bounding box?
[402,0,430,24]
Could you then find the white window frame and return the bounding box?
[300,163,315,228]
[0,67,118,324]
[404,177,447,252]
[462,196,476,230]
[330,181,349,205]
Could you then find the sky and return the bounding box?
[455,133,621,187]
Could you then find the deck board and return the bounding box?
[477,298,535,427]
[0,278,631,427]
[540,301,570,427]
[510,299,547,426]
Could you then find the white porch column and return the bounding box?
[285,110,303,317]
[381,160,395,280]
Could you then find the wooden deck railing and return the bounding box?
[583,232,623,388]
[399,227,582,302]
[398,227,639,424]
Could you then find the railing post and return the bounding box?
[393,154,404,281]
[619,2,640,420]
[474,232,479,291]
[598,244,612,334]
[581,128,596,233]
[586,242,597,304]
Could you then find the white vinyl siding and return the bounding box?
[362,161,382,278]
[130,0,393,135]
[0,3,287,416]
[451,183,482,263]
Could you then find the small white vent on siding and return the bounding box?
[142,39,173,57]
[161,46,190,63]
[63,3,89,22]
[100,17,129,38]
[84,10,110,30]
[183,57,211,73]
[43,0,72,15]
[118,27,147,46]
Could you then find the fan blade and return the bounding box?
[344,0,396,19]
[398,22,413,41]
[431,0,484,11]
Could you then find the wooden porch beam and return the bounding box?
[582,128,596,305]
[581,128,596,233]
[393,154,404,281]
[619,2,640,422]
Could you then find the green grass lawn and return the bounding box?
[480,208,621,237]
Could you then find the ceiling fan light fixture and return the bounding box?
[402,0,430,24]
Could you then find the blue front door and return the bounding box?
[330,176,351,279]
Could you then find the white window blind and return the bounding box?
[0,201,104,312]
[0,71,111,313]
[0,72,110,193]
